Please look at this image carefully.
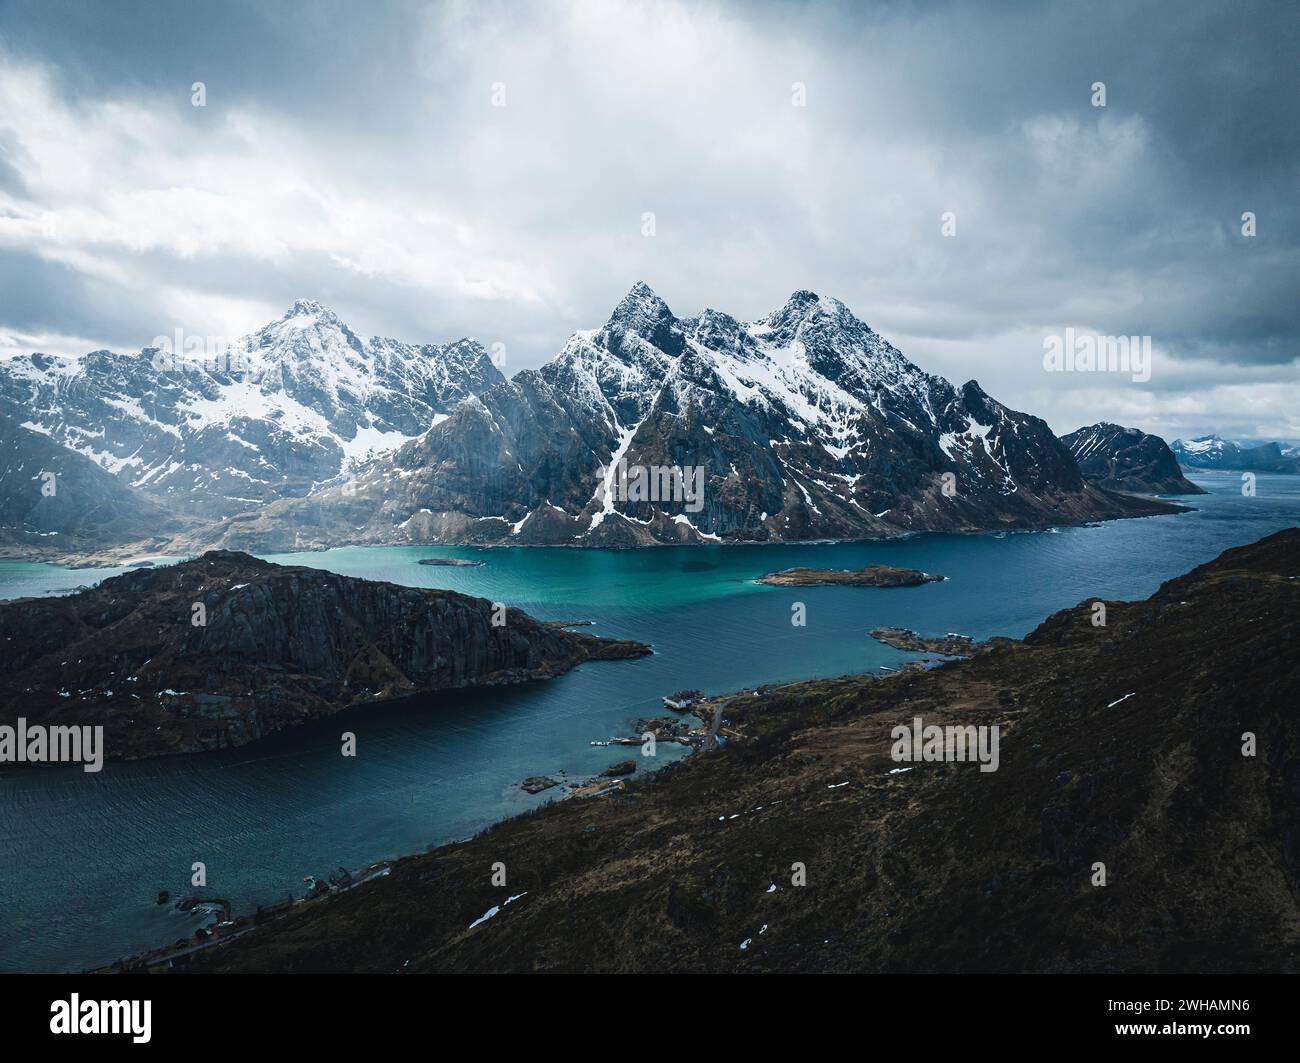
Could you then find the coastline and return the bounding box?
[89,697,721,974]
[126,528,1300,973]
[5,494,1192,571]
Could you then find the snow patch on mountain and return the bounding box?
[0,302,504,518]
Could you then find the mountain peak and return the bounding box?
[286,298,336,320]
[603,282,682,356]
[764,289,854,334]
[608,282,673,324]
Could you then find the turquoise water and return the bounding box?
[0,471,1295,971]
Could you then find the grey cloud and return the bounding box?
[0,0,1294,439]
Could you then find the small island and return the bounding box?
[417,557,486,567]
[757,564,944,588]
[871,626,1012,657]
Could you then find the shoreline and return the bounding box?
[3,500,1194,571]
[84,662,971,974]
[87,862,395,974]
[89,701,720,974]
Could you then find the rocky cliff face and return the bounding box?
[1060,422,1207,494]
[0,551,648,761]
[185,529,1300,974]
[0,415,191,561]
[171,285,1182,554]
[0,301,505,521]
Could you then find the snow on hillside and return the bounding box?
[0,302,504,517]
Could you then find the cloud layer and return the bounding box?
[1,0,1296,441]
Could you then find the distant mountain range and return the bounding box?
[1170,435,1300,474]
[172,284,1181,554]
[3,285,1198,560]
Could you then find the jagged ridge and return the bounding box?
[0,302,505,521]
[178,284,1183,553]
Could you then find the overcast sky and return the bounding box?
[0,0,1295,442]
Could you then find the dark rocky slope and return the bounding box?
[1061,422,1206,495]
[0,551,648,761]
[180,529,1300,974]
[0,415,191,562]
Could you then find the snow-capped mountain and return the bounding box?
[1171,435,1234,466]
[1171,435,1300,474]
[180,284,1180,553]
[1061,423,1206,495]
[0,301,505,519]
